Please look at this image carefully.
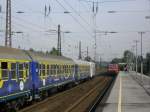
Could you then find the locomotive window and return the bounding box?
[1,62,8,69]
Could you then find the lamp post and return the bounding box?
[134,40,139,74]
[131,45,135,71]
[138,32,145,83]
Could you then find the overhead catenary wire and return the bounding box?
[11,1,58,27]
[55,0,93,37]
[1,15,47,34]
[63,0,93,29]
[79,0,136,3]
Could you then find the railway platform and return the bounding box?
[95,71,150,112]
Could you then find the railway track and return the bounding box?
[19,75,114,112]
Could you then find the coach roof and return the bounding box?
[27,51,75,64]
[0,46,31,60]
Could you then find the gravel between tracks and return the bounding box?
[19,76,111,112]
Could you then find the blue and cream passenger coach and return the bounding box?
[0,46,96,110]
[0,46,32,102]
[27,51,75,94]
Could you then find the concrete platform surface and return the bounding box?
[131,72,150,94]
[95,71,150,112]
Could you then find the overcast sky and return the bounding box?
[0,0,150,61]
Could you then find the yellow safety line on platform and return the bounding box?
[118,75,122,112]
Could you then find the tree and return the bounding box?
[111,58,122,64]
[122,50,134,63]
[50,47,59,56]
[29,48,34,52]
[84,56,92,61]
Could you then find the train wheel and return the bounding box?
[10,101,21,112]
[0,103,8,112]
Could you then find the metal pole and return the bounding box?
[87,46,89,57]
[5,0,12,47]
[140,32,144,74]
[135,40,138,74]
[92,2,98,62]
[132,45,135,71]
[139,32,145,83]
[78,41,82,59]
[57,24,61,56]
[93,14,97,61]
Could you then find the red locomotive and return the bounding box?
[108,64,119,74]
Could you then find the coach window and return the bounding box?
[51,65,53,75]
[67,65,69,73]
[70,65,72,74]
[59,65,60,74]
[67,65,69,74]
[53,65,55,75]
[66,65,67,73]
[60,65,63,74]
[49,65,51,76]
[53,65,55,76]
[24,63,29,78]
[1,62,9,80]
[56,65,58,75]
[65,65,67,74]
[63,65,65,74]
[39,64,42,76]
[62,65,64,74]
[53,65,56,76]
[11,63,16,79]
[68,65,70,74]
[64,65,66,74]
[58,65,61,74]
[42,64,45,76]
[57,65,60,74]
[47,65,49,76]
[19,63,24,79]
[56,65,59,74]
[68,65,69,73]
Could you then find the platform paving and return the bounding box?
[95,71,150,112]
